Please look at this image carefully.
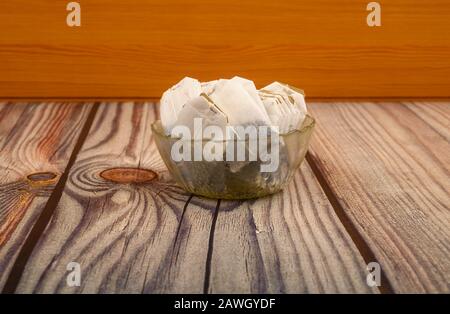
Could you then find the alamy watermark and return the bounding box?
[66,2,81,27]
[366,262,381,287]
[367,2,381,27]
[66,261,81,287]
[65,2,382,29]
[170,118,280,173]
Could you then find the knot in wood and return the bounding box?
[99,167,157,184]
[26,172,58,187]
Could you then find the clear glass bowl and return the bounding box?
[151,115,315,199]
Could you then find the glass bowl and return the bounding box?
[151,115,315,199]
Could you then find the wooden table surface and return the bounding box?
[0,101,448,294]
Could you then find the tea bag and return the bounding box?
[160,77,202,134]
[174,94,228,139]
[259,91,291,133]
[229,76,268,118]
[260,82,307,133]
[207,77,273,173]
[209,78,271,128]
[158,76,309,197]
[201,80,219,96]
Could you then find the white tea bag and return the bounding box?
[210,79,271,127]
[160,77,307,137]
[160,77,202,134]
[230,77,269,119]
[174,94,228,139]
[261,82,307,132]
[259,92,286,133]
[201,80,219,96]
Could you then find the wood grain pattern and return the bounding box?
[15,102,217,293]
[13,102,380,293]
[4,101,449,293]
[0,1,449,97]
[0,102,92,289]
[402,101,450,141]
[308,101,450,293]
[208,164,376,293]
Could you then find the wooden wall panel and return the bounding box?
[0,1,449,98]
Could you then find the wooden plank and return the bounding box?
[207,163,376,293]
[402,101,450,141]
[0,0,449,97]
[0,102,92,289]
[16,102,216,293]
[15,102,379,293]
[308,101,450,293]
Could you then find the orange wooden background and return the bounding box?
[0,0,449,98]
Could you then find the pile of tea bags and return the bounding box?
[160,76,307,135]
[158,77,309,194]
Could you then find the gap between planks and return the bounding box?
[306,152,394,294]
[307,101,449,293]
[1,103,100,293]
